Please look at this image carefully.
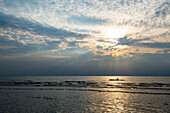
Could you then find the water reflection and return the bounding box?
[86,91,127,112]
[0,76,170,112]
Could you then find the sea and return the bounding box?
[0,76,170,113]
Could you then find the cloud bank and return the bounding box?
[0,0,170,75]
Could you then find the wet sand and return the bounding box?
[0,89,170,113]
[0,76,170,112]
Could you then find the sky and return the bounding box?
[0,0,170,76]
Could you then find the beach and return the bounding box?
[0,76,170,112]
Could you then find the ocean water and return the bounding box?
[0,76,170,113]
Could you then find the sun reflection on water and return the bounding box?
[86,91,127,112]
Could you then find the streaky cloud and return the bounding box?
[0,12,87,39]
[38,55,71,58]
[67,15,108,25]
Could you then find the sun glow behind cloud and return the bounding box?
[0,0,170,76]
[105,28,127,39]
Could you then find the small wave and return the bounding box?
[0,87,170,95]
[0,80,170,91]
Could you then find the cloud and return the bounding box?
[118,36,170,49]
[0,1,168,28]
[88,58,103,61]
[135,42,170,49]
[0,45,15,49]
[0,0,169,58]
[0,12,89,56]
[0,12,87,39]
[75,36,170,57]
[0,0,169,38]
[38,55,71,59]
[0,0,170,76]
[67,15,108,25]
[154,2,170,18]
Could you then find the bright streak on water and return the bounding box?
[0,76,170,112]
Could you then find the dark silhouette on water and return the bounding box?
[109,78,125,81]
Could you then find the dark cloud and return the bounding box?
[118,36,150,45]
[0,0,170,76]
[0,12,90,55]
[0,37,42,55]
[0,53,170,76]
[0,12,87,39]
[137,42,170,48]
[118,36,170,48]
[155,2,170,18]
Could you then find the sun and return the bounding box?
[105,28,127,39]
